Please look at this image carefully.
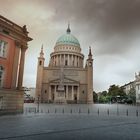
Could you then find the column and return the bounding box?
[64,54,65,66]
[77,86,79,102]
[52,56,54,66]
[49,86,51,100]
[59,54,62,66]
[72,55,74,66]
[79,57,81,67]
[54,56,56,66]
[75,56,77,67]
[70,55,71,66]
[54,85,57,100]
[73,55,75,66]
[78,57,80,67]
[82,58,83,67]
[58,55,60,66]
[68,54,70,66]
[66,85,68,100]
[72,86,74,100]
[56,55,57,66]
[17,46,27,90]
[57,55,58,66]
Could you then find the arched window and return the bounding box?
[0,66,4,88]
[39,61,42,66]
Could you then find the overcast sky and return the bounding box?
[1,0,140,92]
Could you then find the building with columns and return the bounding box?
[0,15,32,113]
[36,25,93,104]
[135,72,140,104]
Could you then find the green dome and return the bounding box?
[56,26,80,47]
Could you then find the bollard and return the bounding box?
[48,109,49,113]
[62,108,64,114]
[88,108,90,114]
[41,109,43,113]
[126,109,128,116]
[136,110,138,117]
[70,109,72,114]
[107,109,109,116]
[79,108,81,114]
[55,108,57,113]
[98,108,99,116]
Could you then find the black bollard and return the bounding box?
[136,110,138,117]
[107,109,109,116]
[126,109,128,116]
[88,108,90,114]
[98,108,99,116]
[79,108,81,114]
[55,108,57,113]
[71,109,72,114]
[62,108,64,114]
[48,109,49,113]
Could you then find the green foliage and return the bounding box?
[108,84,126,96]
[93,91,98,103]
[128,87,136,104]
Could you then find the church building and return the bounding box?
[36,25,93,104]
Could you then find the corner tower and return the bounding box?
[87,47,93,103]
[35,45,45,102]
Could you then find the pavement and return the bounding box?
[0,104,140,140]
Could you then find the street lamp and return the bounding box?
[37,95,40,113]
[116,95,120,115]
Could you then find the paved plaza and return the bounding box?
[0,104,140,140]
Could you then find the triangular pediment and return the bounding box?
[50,77,79,84]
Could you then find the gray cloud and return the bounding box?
[44,0,140,55]
[1,0,140,91]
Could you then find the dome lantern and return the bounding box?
[66,23,71,34]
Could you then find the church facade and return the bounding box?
[36,26,93,104]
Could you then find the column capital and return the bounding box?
[21,45,28,51]
[15,40,28,50]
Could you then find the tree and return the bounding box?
[102,91,108,96]
[128,87,136,104]
[93,91,98,103]
[108,84,126,97]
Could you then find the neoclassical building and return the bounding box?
[36,25,93,104]
[135,72,140,104]
[0,15,32,113]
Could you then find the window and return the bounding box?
[0,66,4,88]
[0,40,7,58]
[39,61,42,66]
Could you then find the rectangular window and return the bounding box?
[0,66,4,88]
[0,40,8,58]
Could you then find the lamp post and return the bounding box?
[37,95,40,113]
[116,95,120,115]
